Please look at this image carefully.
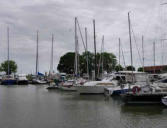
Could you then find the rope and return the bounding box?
[121,44,126,68]
[76,19,86,52]
[131,26,143,67]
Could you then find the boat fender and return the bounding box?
[80,81,84,85]
[132,86,141,94]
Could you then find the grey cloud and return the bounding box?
[0,0,166,74]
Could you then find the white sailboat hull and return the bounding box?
[75,80,118,94]
[32,79,47,84]
[75,85,114,94]
[59,86,76,91]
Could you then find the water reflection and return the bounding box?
[121,104,165,116]
[0,85,167,128]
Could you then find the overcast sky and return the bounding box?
[0,0,167,74]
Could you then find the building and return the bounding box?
[144,65,167,74]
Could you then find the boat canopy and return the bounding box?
[38,72,44,76]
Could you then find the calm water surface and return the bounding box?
[0,85,167,128]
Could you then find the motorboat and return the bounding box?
[104,84,129,96]
[161,96,167,106]
[16,74,28,85]
[119,72,167,104]
[151,78,167,89]
[104,82,147,96]
[148,74,161,82]
[104,71,150,96]
[121,83,167,104]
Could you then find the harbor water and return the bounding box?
[0,85,167,128]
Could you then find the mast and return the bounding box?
[128,12,134,83]
[142,35,144,72]
[76,19,86,52]
[97,36,103,78]
[74,17,78,77]
[50,34,54,74]
[36,30,39,76]
[153,42,155,74]
[93,19,97,80]
[160,3,167,66]
[7,27,10,77]
[119,38,121,69]
[101,35,104,78]
[121,46,126,68]
[161,40,164,66]
[85,27,89,79]
[77,36,80,77]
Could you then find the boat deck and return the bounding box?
[127,92,167,96]
[122,92,167,105]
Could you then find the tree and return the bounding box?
[57,52,76,74]
[115,64,123,72]
[126,65,135,71]
[138,67,144,72]
[0,60,17,74]
[80,51,94,75]
[101,52,117,73]
[57,51,117,75]
[81,52,117,76]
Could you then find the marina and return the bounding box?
[0,0,167,127]
[0,85,167,128]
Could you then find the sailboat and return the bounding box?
[75,20,118,94]
[32,31,47,85]
[59,18,88,91]
[46,34,60,90]
[58,17,79,91]
[1,28,17,85]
